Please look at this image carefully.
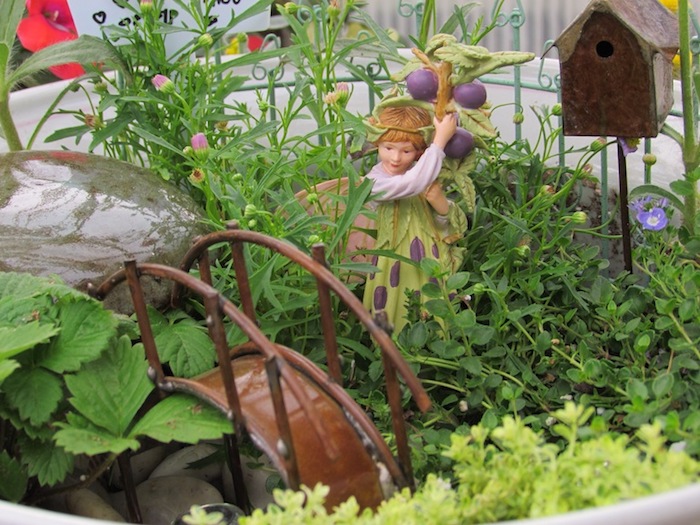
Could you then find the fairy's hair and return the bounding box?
[373,105,431,151]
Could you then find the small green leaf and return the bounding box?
[0,451,27,502]
[535,331,551,353]
[566,368,585,383]
[425,299,451,318]
[406,323,428,348]
[19,437,74,486]
[132,394,231,444]
[652,374,674,399]
[155,323,216,378]
[583,359,602,378]
[633,333,651,354]
[454,310,476,329]
[41,298,117,373]
[654,316,674,330]
[471,325,495,346]
[678,298,695,322]
[446,272,470,290]
[655,298,677,316]
[461,356,482,376]
[626,378,649,401]
[2,368,63,426]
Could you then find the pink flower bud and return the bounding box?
[190,133,209,160]
[151,74,174,94]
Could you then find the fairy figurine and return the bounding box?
[363,104,466,333]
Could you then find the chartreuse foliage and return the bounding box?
[0,272,230,503]
[241,403,699,525]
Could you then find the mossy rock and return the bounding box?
[0,150,209,312]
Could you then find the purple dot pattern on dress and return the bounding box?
[410,237,425,262]
[432,243,439,258]
[374,286,388,310]
[390,261,400,287]
[369,254,379,280]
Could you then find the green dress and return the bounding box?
[363,145,465,334]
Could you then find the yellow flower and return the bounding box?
[225,38,239,55]
[659,0,678,13]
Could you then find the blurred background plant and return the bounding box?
[0,0,119,151]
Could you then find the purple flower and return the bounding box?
[637,207,668,231]
[151,74,174,94]
[191,133,209,160]
[618,137,639,157]
[630,195,653,215]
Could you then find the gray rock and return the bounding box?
[0,151,209,312]
[65,489,126,522]
[149,443,222,484]
[110,476,223,525]
[221,453,277,511]
[110,445,173,490]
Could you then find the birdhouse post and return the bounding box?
[554,0,679,272]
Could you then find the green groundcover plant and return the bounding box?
[240,403,699,524]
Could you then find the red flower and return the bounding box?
[16,0,84,79]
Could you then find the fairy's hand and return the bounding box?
[433,113,458,150]
[424,181,449,215]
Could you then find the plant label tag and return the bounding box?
[66,0,271,57]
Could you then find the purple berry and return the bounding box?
[406,69,439,101]
[453,79,487,109]
[444,128,474,159]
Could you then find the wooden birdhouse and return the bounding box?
[554,0,679,138]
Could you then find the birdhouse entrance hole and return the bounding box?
[596,40,614,58]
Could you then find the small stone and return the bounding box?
[65,488,125,522]
[149,443,221,484]
[221,454,277,511]
[110,445,173,490]
[111,476,223,525]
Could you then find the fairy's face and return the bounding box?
[377,141,421,175]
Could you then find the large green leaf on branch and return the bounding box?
[41,297,118,373]
[63,335,153,437]
[54,413,140,456]
[154,319,217,378]
[2,367,64,426]
[0,322,60,360]
[436,47,536,84]
[132,394,232,444]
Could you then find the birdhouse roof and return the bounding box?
[554,0,679,62]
